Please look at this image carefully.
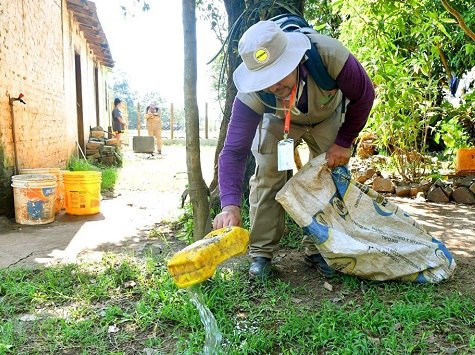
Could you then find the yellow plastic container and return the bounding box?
[11,174,57,225]
[63,171,102,215]
[455,148,475,175]
[19,168,63,214]
[167,226,250,288]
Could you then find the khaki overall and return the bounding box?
[249,107,345,258]
[145,113,162,153]
[236,33,351,259]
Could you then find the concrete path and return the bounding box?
[0,145,215,268]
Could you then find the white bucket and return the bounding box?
[11,174,57,225]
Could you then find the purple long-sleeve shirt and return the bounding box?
[219,54,375,208]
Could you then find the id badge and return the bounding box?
[277,138,294,171]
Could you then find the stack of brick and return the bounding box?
[86,126,122,166]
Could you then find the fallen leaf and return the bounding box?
[368,336,380,344]
[360,281,367,293]
[123,280,137,288]
[236,311,248,319]
[19,314,37,322]
[108,325,119,333]
[331,296,343,303]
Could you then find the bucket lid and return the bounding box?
[12,174,56,181]
[19,168,61,173]
[63,171,101,177]
[11,174,57,187]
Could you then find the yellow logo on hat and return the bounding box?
[254,48,269,63]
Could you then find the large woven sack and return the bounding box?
[275,154,456,283]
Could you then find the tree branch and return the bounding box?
[441,0,475,41]
[436,42,451,81]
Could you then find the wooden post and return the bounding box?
[205,102,208,139]
[137,102,141,136]
[170,102,174,140]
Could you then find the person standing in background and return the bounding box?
[144,103,162,154]
[112,98,127,148]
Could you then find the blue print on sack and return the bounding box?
[372,201,393,217]
[331,166,351,197]
[27,201,44,219]
[303,211,330,244]
[414,271,428,283]
[42,187,55,197]
[432,238,454,266]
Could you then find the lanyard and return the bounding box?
[283,84,297,140]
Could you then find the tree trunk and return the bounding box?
[182,0,211,240]
[209,0,245,212]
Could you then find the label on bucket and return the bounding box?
[27,199,53,219]
[63,171,101,215]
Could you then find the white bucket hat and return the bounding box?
[233,20,311,93]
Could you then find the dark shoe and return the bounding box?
[249,257,272,280]
[304,253,336,278]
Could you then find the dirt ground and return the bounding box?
[0,142,474,296]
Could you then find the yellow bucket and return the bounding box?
[11,174,57,225]
[19,168,63,214]
[63,171,102,215]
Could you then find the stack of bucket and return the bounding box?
[11,169,102,225]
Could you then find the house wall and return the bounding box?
[0,0,111,216]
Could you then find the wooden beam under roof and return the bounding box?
[66,0,114,67]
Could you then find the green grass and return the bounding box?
[100,168,118,191]
[66,156,118,192]
[1,246,474,354]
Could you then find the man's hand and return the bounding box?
[326,143,351,169]
[213,205,241,229]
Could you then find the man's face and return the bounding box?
[265,69,297,99]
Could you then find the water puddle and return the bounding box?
[187,285,222,354]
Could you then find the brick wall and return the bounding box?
[0,0,111,216]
